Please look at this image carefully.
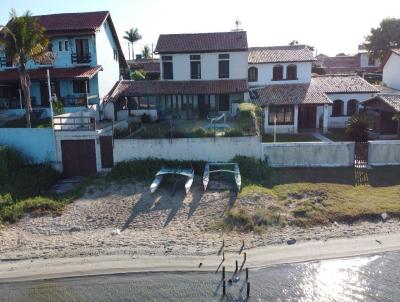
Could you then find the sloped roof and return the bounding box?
[248,45,315,64]
[311,75,379,94]
[363,94,400,112]
[316,54,360,74]
[109,79,248,100]
[34,11,109,34]
[249,83,331,106]
[127,59,160,73]
[0,66,102,82]
[155,31,248,54]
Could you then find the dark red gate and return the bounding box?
[61,139,97,176]
[354,141,369,168]
[100,136,114,168]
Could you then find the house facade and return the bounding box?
[0,11,126,119]
[106,31,249,121]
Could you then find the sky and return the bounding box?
[1,0,400,59]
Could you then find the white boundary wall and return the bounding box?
[368,140,400,166]
[263,142,355,167]
[114,136,261,162]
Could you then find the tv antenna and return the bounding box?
[233,19,243,31]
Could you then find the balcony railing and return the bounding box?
[53,115,96,131]
[71,53,91,64]
[60,95,87,107]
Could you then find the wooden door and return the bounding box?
[298,106,316,129]
[61,140,97,176]
[100,136,114,168]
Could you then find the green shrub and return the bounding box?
[223,128,245,137]
[52,99,64,116]
[107,158,206,181]
[237,103,261,135]
[0,146,25,184]
[131,70,146,81]
[141,113,152,123]
[345,114,372,141]
[190,127,215,138]
[232,156,270,184]
[165,130,186,138]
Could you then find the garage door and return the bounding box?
[61,140,97,176]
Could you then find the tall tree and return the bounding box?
[0,10,50,128]
[123,28,141,60]
[142,45,151,59]
[365,18,400,59]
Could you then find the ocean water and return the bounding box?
[1,251,400,301]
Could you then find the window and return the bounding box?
[190,55,201,79]
[218,94,230,111]
[332,100,344,116]
[268,105,294,125]
[218,54,229,78]
[162,55,173,80]
[248,67,258,82]
[58,41,63,51]
[65,41,69,51]
[286,64,297,80]
[347,99,358,116]
[272,65,283,81]
[73,80,89,94]
[368,56,375,66]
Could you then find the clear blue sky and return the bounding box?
[2,0,400,58]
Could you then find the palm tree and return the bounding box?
[0,10,49,128]
[142,45,151,59]
[123,28,141,60]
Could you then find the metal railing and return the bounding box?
[53,115,96,131]
[71,53,91,64]
[60,95,87,107]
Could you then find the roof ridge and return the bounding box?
[249,45,308,50]
[33,11,109,18]
[158,31,246,36]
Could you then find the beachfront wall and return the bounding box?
[0,128,55,163]
[113,136,261,162]
[263,142,355,167]
[368,140,400,166]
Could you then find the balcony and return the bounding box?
[60,95,87,107]
[71,53,92,64]
[53,113,96,131]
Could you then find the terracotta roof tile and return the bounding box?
[312,75,379,94]
[109,80,248,99]
[127,60,160,73]
[363,94,400,112]
[248,46,315,64]
[0,66,102,82]
[155,31,248,54]
[249,83,331,106]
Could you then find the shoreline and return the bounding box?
[2,232,400,283]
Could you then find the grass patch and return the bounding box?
[0,117,51,128]
[324,128,351,141]
[262,134,319,143]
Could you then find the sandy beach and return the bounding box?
[1,180,400,281]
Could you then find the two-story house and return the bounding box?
[248,45,378,134]
[0,11,126,119]
[106,31,248,121]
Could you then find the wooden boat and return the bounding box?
[203,162,241,192]
[150,167,194,194]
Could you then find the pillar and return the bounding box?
[294,105,299,134]
[264,105,269,133]
[323,104,329,134]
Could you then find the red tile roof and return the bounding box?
[155,31,248,54]
[0,66,102,82]
[109,80,248,100]
[127,59,160,73]
[249,83,331,106]
[312,75,379,94]
[249,46,315,64]
[34,11,109,35]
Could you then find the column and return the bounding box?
[323,104,329,134]
[264,105,269,133]
[294,105,299,134]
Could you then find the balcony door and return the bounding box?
[75,39,89,63]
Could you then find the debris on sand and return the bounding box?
[287,238,296,245]
[111,229,121,236]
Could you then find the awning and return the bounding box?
[0,66,103,82]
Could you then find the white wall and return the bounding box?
[359,52,381,68]
[114,136,261,162]
[383,53,400,90]
[326,92,377,128]
[160,51,248,80]
[368,140,400,166]
[248,62,312,87]
[263,142,355,167]
[95,19,120,102]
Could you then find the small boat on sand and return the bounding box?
[150,167,194,194]
[203,162,241,192]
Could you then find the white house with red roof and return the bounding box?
[0,11,126,118]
